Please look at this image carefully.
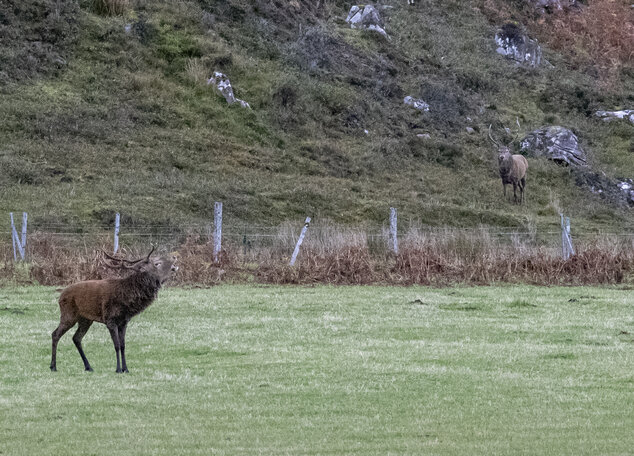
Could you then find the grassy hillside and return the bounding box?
[1,0,632,234]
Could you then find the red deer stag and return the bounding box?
[489,124,528,204]
[50,247,178,373]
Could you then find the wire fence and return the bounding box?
[2,204,634,265]
[2,218,634,261]
[2,211,633,286]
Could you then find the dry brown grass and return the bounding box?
[91,0,129,16]
[1,228,632,287]
[536,0,634,82]
[478,0,634,85]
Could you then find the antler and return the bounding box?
[488,124,500,147]
[511,117,521,144]
[144,245,155,261]
[101,246,155,270]
[491,119,522,147]
[101,252,137,270]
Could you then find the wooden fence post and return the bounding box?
[290,217,311,266]
[214,202,223,263]
[21,212,27,250]
[10,213,17,261]
[10,212,26,261]
[114,212,120,254]
[560,213,575,260]
[389,207,398,254]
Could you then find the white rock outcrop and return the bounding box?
[576,172,634,207]
[617,180,634,206]
[345,5,388,37]
[495,23,543,68]
[207,72,250,108]
[595,110,634,125]
[520,126,587,167]
[404,96,430,112]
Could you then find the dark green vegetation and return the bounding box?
[0,0,632,233]
[1,285,633,454]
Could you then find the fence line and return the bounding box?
[3,207,634,267]
[2,229,634,239]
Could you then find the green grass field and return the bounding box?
[1,285,633,455]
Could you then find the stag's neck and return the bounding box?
[117,271,162,315]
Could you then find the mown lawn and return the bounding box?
[0,285,632,455]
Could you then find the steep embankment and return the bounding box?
[0,0,632,233]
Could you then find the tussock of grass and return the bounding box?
[91,0,129,17]
[507,299,537,308]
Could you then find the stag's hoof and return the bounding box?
[85,367,93,372]
[50,366,57,372]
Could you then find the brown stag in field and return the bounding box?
[50,247,177,373]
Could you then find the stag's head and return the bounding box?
[489,124,518,166]
[103,247,178,283]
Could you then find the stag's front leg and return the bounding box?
[513,182,518,204]
[119,322,129,373]
[106,322,123,373]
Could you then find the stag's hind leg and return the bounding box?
[72,318,94,372]
[50,318,77,372]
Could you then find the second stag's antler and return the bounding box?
[510,117,521,144]
[488,124,501,147]
[490,118,522,147]
[102,246,155,269]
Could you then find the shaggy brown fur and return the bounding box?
[50,250,177,373]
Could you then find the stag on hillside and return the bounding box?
[489,124,528,204]
[50,248,177,373]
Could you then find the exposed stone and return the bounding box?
[574,171,634,207]
[495,23,543,67]
[345,5,388,37]
[595,110,634,125]
[416,133,431,139]
[529,0,579,14]
[520,126,587,167]
[404,96,430,112]
[466,127,476,134]
[207,72,250,108]
[618,180,634,205]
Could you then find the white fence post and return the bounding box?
[290,217,311,266]
[10,212,26,261]
[389,207,398,254]
[114,212,120,254]
[10,213,17,261]
[560,213,575,260]
[214,202,223,263]
[21,212,27,250]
